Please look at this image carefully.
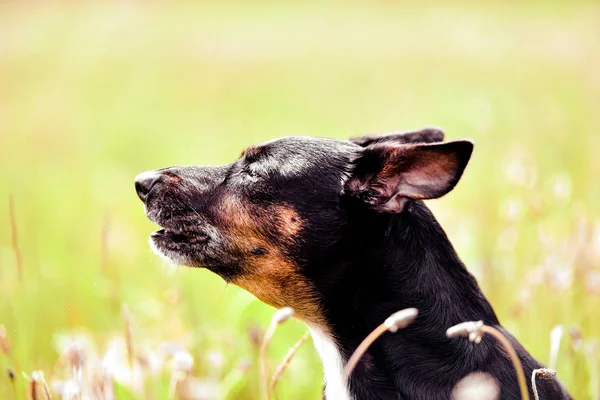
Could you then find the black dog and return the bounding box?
[135,128,570,399]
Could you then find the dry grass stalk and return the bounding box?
[168,350,195,400]
[52,380,81,400]
[548,325,564,370]
[89,370,115,400]
[269,331,310,396]
[260,307,294,400]
[0,324,10,354]
[247,325,263,351]
[9,194,23,281]
[122,305,134,369]
[28,373,38,400]
[177,377,220,400]
[219,360,252,399]
[446,321,530,400]
[168,372,184,400]
[583,342,599,400]
[61,340,85,380]
[54,338,86,398]
[570,326,584,348]
[1,325,22,375]
[344,308,418,380]
[531,368,556,400]
[100,211,111,275]
[8,368,17,397]
[37,371,52,400]
[27,371,51,400]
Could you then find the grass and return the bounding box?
[1,1,599,398]
[446,321,531,400]
[344,308,419,381]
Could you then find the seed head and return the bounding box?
[122,305,134,368]
[171,351,194,374]
[451,372,500,400]
[206,350,224,369]
[247,325,263,349]
[29,371,51,400]
[273,307,294,324]
[177,376,220,400]
[237,359,252,374]
[569,326,583,350]
[534,368,556,380]
[61,340,86,372]
[54,379,80,400]
[384,308,419,333]
[446,321,484,344]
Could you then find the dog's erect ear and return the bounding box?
[345,140,473,212]
[350,127,445,147]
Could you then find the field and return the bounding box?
[1,1,599,399]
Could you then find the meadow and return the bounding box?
[1,1,599,399]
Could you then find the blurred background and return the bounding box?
[1,1,599,399]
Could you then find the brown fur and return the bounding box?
[219,195,325,326]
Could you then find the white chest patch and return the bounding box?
[310,328,353,400]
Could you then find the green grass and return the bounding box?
[1,1,599,399]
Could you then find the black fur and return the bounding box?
[136,129,571,399]
[310,201,570,399]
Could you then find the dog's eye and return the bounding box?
[241,167,259,178]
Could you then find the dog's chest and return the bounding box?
[310,328,353,400]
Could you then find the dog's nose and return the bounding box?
[135,170,161,203]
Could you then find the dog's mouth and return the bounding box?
[148,220,212,266]
[145,208,210,248]
[151,228,209,245]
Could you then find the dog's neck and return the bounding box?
[308,201,500,399]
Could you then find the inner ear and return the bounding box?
[350,127,445,147]
[345,140,473,213]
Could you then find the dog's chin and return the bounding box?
[148,231,206,268]
[148,236,189,267]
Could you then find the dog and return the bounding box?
[135,128,571,399]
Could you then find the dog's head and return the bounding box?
[135,128,472,325]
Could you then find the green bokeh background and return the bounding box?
[1,2,599,399]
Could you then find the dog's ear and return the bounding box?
[350,127,444,147]
[345,140,473,212]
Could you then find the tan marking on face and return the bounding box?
[273,205,303,237]
[219,195,324,326]
[232,257,324,326]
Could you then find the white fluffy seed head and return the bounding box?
[273,307,294,324]
[61,340,86,371]
[171,351,194,374]
[446,321,484,343]
[31,371,43,381]
[451,372,500,400]
[384,308,419,332]
[53,379,81,399]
